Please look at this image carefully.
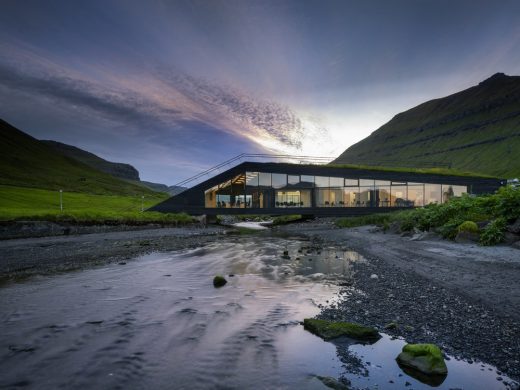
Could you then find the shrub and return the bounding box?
[438,218,465,240]
[479,217,506,246]
[457,221,479,234]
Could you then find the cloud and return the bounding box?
[0,45,331,156]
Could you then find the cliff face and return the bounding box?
[42,140,140,181]
[334,73,520,178]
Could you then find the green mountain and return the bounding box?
[334,73,520,178]
[0,119,157,196]
[41,140,141,181]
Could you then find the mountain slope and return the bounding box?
[334,73,520,178]
[41,140,140,181]
[0,119,156,195]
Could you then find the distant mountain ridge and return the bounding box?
[334,73,520,178]
[41,141,183,195]
[42,140,141,181]
[0,119,156,195]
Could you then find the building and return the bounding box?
[150,162,505,216]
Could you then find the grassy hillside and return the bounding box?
[42,140,140,181]
[0,185,191,223]
[0,119,158,196]
[334,73,520,178]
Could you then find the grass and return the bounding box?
[0,185,193,224]
[0,120,159,196]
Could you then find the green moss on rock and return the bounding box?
[396,343,448,376]
[303,318,380,341]
[457,221,479,234]
[213,275,227,288]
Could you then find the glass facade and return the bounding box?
[204,171,468,209]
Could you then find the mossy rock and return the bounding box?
[303,318,380,341]
[213,275,227,288]
[457,221,479,234]
[396,343,448,376]
[315,375,350,390]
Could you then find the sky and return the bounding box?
[1,0,520,185]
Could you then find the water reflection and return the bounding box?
[0,236,516,390]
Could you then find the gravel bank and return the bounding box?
[278,221,520,384]
[0,226,225,282]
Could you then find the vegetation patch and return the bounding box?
[272,214,302,225]
[0,185,193,224]
[335,185,520,246]
[303,318,380,341]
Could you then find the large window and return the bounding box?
[407,183,424,207]
[272,173,287,189]
[425,184,442,204]
[204,170,471,209]
[315,176,329,187]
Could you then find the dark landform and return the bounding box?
[334,73,520,179]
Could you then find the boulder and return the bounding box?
[504,232,520,245]
[396,343,448,376]
[507,217,520,234]
[315,376,350,390]
[213,275,227,288]
[454,231,480,243]
[303,318,380,341]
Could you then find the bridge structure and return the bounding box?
[151,155,504,217]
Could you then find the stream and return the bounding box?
[0,235,516,389]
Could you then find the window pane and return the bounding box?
[246,172,259,187]
[330,189,343,206]
[272,173,287,189]
[343,187,359,206]
[300,175,315,186]
[345,178,358,186]
[376,187,390,207]
[407,185,424,207]
[375,180,390,185]
[288,175,300,185]
[258,172,271,187]
[425,184,442,204]
[359,179,374,187]
[330,177,343,187]
[443,185,467,202]
[316,188,330,206]
[391,185,407,206]
[315,176,329,187]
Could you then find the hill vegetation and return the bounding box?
[334,73,520,178]
[0,119,157,196]
[42,140,141,181]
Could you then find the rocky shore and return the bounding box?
[1,219,518,386]
[0,225,225,282]
[278,221,520,386]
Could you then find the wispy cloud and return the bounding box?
[0,45,331,156]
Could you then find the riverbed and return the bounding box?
[1,235,516,389]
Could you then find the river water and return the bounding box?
[0,235,516,389]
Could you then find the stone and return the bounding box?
[396,343,448,376]
[507,217,520,234]
[315,376,350,390]
[370,274,378,279]
[213,275,227,287]
[455,231,480,243]
[504,232,520,245]
[385,322,398,330]
[303,318,381,341]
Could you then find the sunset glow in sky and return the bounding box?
[1,0,520,184]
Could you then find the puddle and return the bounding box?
[0,236,516,389]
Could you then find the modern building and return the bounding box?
[150,162,505,216]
